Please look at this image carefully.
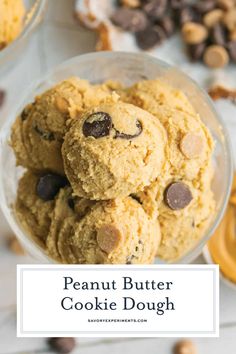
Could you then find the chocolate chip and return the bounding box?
[164,182,193,210]
[130,193,143,204]
[227,41,236,61]
[0,42,6,50]
[33,124,55,141]
[193,0,216,14]
[0,90,5,108]
[111,8,148,32]
[126,255,135,264]
[83,112,112,139]
[211,23,227,46]
[188,42,206,61]
[136,25,165,49]
[36,174,68,201]
[142,0,167,21]
[179,6,201,26]
[170,0,188,10]
[48,337,76,354]
[158,16,175,37]
[115,120,143,139]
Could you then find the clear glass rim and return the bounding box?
[0,0,48,62]
[0,51,233,264]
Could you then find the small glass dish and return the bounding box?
[0,0,47,73]
[0,52,233,264]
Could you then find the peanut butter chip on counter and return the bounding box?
[8,237,25,255]
[97,225,122,253]
[55,96,69,113]
[164,182,193,210]
[180,133,203,159]
[173,340,197,354]
[203,9,223,28]
[181,22,208,44]
[203,44,229,68]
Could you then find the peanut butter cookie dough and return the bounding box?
[12,76,215,263]
[0,0,25,49]
[11,78,118,174]
[62,99,167,199]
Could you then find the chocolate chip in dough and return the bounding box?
[115,120,142,139]
[48,337,76,354]
[211,23,227,46]
[111,8,148,32]
[173,339,197,354]
[188,42,206,61]
[164,182,193,210]
[170,0,188,10]
[0,89,5,108]
[135,25,166,49]
[33,124,55,141]
[203,44,229,68]
[227,41,236,61]
[36,174,68,201]
[180,133,203,159]
[83,112,112,138]
[142,0,167,20]
[97,225,122,253]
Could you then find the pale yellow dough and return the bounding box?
[62,100,167,200]
[0,0,25,48]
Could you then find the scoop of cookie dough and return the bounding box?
[47,197,160,264]
[0,0,25,49]
[62,100,167,199]
[11,78,117,174]
[15,171,56,247]
[123,79,214,181]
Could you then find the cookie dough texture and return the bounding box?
[62,101,167,199]
[47,197,160,264]
[0,0,25,48]
[10,78,117,174]
[15,171,54,247]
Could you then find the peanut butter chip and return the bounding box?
[55,96,69,113]
[180,133,203,159]
[173,340,197,354]
[203,44,229,68]
[203,9,223,28]
[8,237,25,255]
[182,22,208,44]
[97,225,122,253]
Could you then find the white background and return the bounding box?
[18,266,218,336]
[0,0,236,353]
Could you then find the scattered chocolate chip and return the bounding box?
[142,0,167,21]
[0,89,5,108]
[48,337,76,354]
[170,0,188,10]
[136,25,165,49]
[83,112,112,138]
[111,8,148,32]
[164,182,193,210]
[188,42,206,61]
[115,120,143,139]
[33,124,55,141]
[211,23,227,46]
[178,6,198,26]
[36,174,68,201]
[227,40,236,61]
[126,255,135,264]
[130,193,143,204]
[0,42,6,50]
[193,0,216,14]
[158,16,175,37]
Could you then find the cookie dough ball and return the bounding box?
[0,0,25,48]
[47,197,160,264]
[15,171,55,247]
[11,79,122,175]
[62,101,167,199]
[123,79,214,181]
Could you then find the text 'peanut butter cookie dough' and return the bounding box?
[62,100,166,200]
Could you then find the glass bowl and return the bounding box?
[0,0,47,73]
[0,52,233,264]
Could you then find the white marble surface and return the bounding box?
[0,0,235,353]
